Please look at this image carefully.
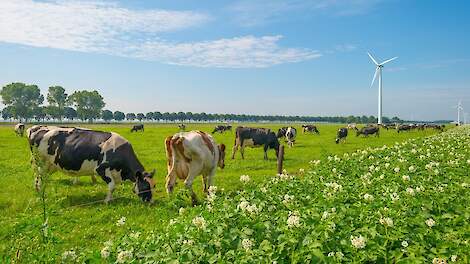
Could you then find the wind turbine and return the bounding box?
[454,100,463,125]
[368,52,398,124]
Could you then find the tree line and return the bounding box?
[1,82,403,124]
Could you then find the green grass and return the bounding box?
[0,123,441,261]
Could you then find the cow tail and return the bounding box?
[164,136,176,178]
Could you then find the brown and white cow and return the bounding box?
[165,131,225,205]
[232,126,280,160]
[14,123,25,137]
[27,125,155,203]
[302,125,320,134]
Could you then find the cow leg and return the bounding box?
[231,141,239,159]
[165,172,177,194]
[263,145,269,160]
[184,163,203,206]
[73,177,80,185]
[91,175,97,184]
[240,145,246,159]
[105,181,116,204]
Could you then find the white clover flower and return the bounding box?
[208,185,217,195]
[287,211,301,228]
[246,204,259,214]
[350,235,366,249]
[238,200,250,211]
[363,193,374,201]
[101,247,110,259]
[332,168,337,173]
[240,175,251,183]
[390,192,400,202]
[401,240,408,248]
[241,238,253,251]
[116,250,133,263]
[182,239,194,245]
[394,167,400,173]
[379,217,394,227]
[451,255,457,262]
[426,218,436,228]
[260,187,268,193]
[467,159,470,165]
[179,207,186,215]
[321,211,329,221]
[192,216,207,230]
[406,187,415,196]
[328,252,334,257]
[432,257,447,264]
[62,250,77,262]
[379,174,385,180]
[116,216,126,226]
[299,168,305,174]
[385,163,390,168]
[283,194,294,205]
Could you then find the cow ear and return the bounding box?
[148,169,156,178]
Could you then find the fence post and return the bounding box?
[277,145,285,175]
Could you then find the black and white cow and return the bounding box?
[27,126,155,203]
[277,127,297,147]
[232,127,280,160]
[178,124,186,131]
[301,125,320,134]
[356,126,380,137]
[335,128,348,144]
[14,123,25,137]
[131,124,144,132]
[212,125,232,134]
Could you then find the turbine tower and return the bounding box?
[368,52,398,124]
[455,100,463,125]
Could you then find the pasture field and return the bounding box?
[0,123,452,262]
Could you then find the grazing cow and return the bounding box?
[425,124,444,132]
[178,124,186,131]
[335,128,348,144]
[347,123,357,130]
[212,125,232,134]
[356,126,380,137]
[277,127,297,147]
[131,124,144,132]
[302,125,320,134]
[165,131,225,205]
[396,125,412,133]
[232,127,280,160]
[27,126,155,203]
[14,123,25,137]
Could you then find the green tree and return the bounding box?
[126,113,136,121]
[64,107,77,120]
[136,113,145,121]
[0,82,44,121]
[68,90,105,123]
[1,106,13,120]
[145,112,154,120]
[102,109,114,121]
[114,111,125,121]
[46,86,68,120]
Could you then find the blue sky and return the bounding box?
[1,0,469,121]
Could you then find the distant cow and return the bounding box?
[27,126,155,203]
[356,126,380,137]
[212,125,232,134]
[396,125,412,133]
[165,131,225,205]
[425,124,444,132]
[277,127,297,147]
[347,123,357,130]
[14,123,25,137]
[131,124,144,132]
[178,124,186,131]
[302,125,320,134]
[232,127,280,160]
[335,128,348,144]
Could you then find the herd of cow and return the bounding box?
[11,122,445,205]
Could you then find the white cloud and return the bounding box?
[229,0,384,27]
[0,0,319,68]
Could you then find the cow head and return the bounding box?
[218,144,226,169]
[276,129,284,138]
[335,138,340,144]
[134,169,156,202]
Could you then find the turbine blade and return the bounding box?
[380,57,398,65]
[370,68,379,88]
[368,52,379,65]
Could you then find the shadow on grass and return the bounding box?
[54,178,98,186]
[60,193,135,207]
